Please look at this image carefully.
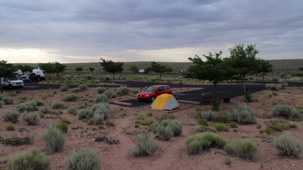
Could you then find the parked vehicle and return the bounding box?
[137,85,172,101]
[1,78,24,89]
[31,68,45,82]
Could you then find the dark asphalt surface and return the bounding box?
[8,81,265,107]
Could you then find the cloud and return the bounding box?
[0,0,302,63]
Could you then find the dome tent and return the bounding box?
[151,94,179,110]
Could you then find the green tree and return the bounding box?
[99,58,124,79]
[0,60,16,78]
[187,52,233,110]
[256,59,272,80]
[15,64,34,72]
[148,62,172,79]
[75,67,83,72]
[226,44,269,94]
[39,62,66,77]
[88,67,95,73]
[129,65,139,74]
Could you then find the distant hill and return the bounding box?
[269,59,303,73]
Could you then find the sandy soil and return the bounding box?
[0,86,303,170]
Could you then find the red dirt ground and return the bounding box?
[1,87,303,170]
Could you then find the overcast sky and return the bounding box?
[0,0,302,63]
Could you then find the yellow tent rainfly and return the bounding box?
[151,94,179,110]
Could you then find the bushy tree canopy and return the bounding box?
[99,58,124,79]
[0,60,17,78]
[148,62,172,78]
[39,62,66,74]
[187,51,233,85]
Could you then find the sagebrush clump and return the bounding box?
[186,132,225,155]
[65,148,100,170]
[129,133,159,157]
[224,139,257,160]
[96,94,108,103]
[54,121,69,133]
[22,112,40,125]
[200,111,231,123]
[151,119,182,141]
[116,86,129,96]
[51,102,66,110]
[8,150,50,170]
[17,100,43,113]
[273,133,303,158]
[3,112,19,123]
[43,126,65,153]
[97,87,106,94]
[272,104,302,120]
[63,95,79,102]
[229,105,256,124]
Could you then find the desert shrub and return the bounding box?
[0,100,3,108]
[151,119,182,141]
[273,133,303,158]
[43,126,65,153]
[17,100,43,112]
[272,104,302,120]
[3,96,14,105]
[51,102,66,110]
[211,97,221,111]
[63,95,79,102]
[79,85,87,91]
[229,105,256,124]
[67,108,77,115]
[40,107,51,114]
[54,121,69,133]
[92,103,111,124]
[264,119,297,134]
[22,112,40,125]
[200,111,231,123]
[96,94,108,103]
[213,123,229,132]
[8,150,50,170]
[6,124,16,131]
[65,148,100,170]
[186,132,225,155]
[3,112,20,123]
[116,86,129,96]
[78,108,93,120]
[103,89,115,99]
[129,133,159,157]
[135,112,155,127]
[244,93,253,103]
[224,139,257,160]
[97,87,106,94]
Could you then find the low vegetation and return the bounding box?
[22,112,40,125]
[63,94,79,102]
[273,133,303,158]
[129,133,159,157]
[264,119,297,134]
[224,139,257,160]
[229,105,256,124]
[8,150,50,170]
[17,100,43,113]
[51,102,66,110]
[65,148,100,170]
[54,121,69,134]
[186,132,225,155]
[272,104,302,120]
[2,112,19,123]
[151,119,182,141]
[43,126,65,153]
[96,94,108,103]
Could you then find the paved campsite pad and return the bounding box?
[112,84,266,107]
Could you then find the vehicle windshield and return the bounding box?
[143,86,155,92]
